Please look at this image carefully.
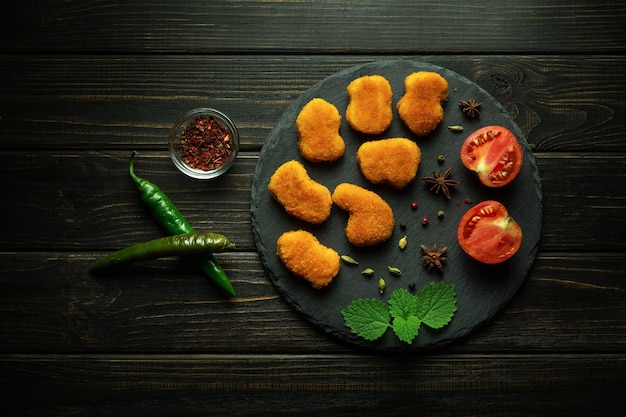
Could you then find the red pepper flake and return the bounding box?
[464,198,473,204]
[180,116,232,171]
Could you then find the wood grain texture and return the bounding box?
[0,152,624,252]
[1,252,624,354]
[1,56,625,152]
[1,1,626,54]
[1,354,625,416]
[1,0,625,414]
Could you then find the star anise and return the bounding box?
[420,244,447,273]
[423,167,460,199]
[459,98,482,118]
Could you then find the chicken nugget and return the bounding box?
[357,137,421,189]
[296,98,345,162]
[397,71,448,136]
[332,183,394,246]
[346,75,393,134]
[277,230,341,289]
[268,160,332,224]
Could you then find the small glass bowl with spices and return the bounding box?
[168,108,239,179]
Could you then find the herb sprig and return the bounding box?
[341,282,457,344]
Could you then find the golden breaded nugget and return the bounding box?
[332,183,394,247]
[277,230,341,289]
[397,71,448,136]
[356,138,421,189]
[268,160,332,224]
[346,75,393,134]
[296,98,345,162]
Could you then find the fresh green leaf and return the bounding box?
[388,289,419,320]
[341,299,391,341]
[391,315,421,344]
[341,282,458,344]
[388,289,422,344]
[415,282,457,329]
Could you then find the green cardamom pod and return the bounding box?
[361,267,374,277]
[341,255,359,265]
[398,235,408,250]
[378,278,386,294]
[447,125,464,132]
[387,266,402,276]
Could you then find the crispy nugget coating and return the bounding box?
[268,160,332,224]
[332,183,395,247]
[397,71,448,136]
[296,98,345,162]
[277,230,341,289]
[357,138,421,189]
[346,75,393,134]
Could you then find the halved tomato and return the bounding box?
[460,126,523,187]
[457,200,522,264]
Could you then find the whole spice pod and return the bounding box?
[169,108,239,179]
[341,255,359,265]
[387,266,402,276]
[378,278,386,294]
[361,267,375,277]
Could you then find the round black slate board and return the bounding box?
[251,59,542,353]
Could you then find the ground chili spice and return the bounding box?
[180,116,232,171]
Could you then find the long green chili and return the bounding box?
[90,232,235,274]
[129,152,236,296]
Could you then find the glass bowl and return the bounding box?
[168,108,239,179]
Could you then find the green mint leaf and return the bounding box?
[389,289,421,344]
[415,282,457,329]
[391,315,421,344]
[341,298,391,341]
[388,288,419,319]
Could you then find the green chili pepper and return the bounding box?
[129,152,236,296]
[90,232,235,274]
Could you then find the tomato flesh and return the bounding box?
[460,126,523,187]
[457,200,522,264]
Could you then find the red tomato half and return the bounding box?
[457,200,522,264]
[460,126,523,187]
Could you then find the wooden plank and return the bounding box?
[1,1,625,54]
[0,55,625,152]
[0,252,624,353]
[0,152,624,252]
[1,353,624,416]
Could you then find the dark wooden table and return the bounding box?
[1,1,625,415]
